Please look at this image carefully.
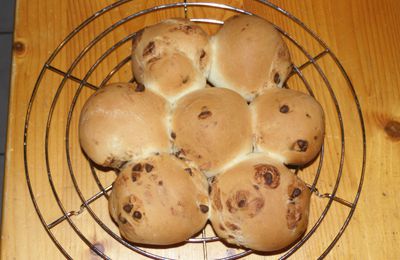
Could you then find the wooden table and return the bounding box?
[1,0,399,259]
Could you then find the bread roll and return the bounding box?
[209,153,311,251]
[209,14,292,100]
[171,87,252,177]
[132,18,211,101]
[79,83,170,168]
[251,87,325,165]
[109,153,209,245]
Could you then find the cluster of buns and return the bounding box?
[79,15,325,253]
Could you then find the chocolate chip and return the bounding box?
[133,211,142,219]
[171,132,176,139]
[184,168,193,176]
[200,204,209,213]
[135,83,145,92]
[238,199,246,208]
[225,222,240,231]
[209,176,215,183]
[123,204,133,213]
[144,163,154,173]
[182,76,189,84]
[158,180,163,186]
[294,140,308,152]
[253,185,259,190]
[132,163,143,172]
[306,113,311,118]
[280,105,289,113]
[226,199,236,213]
[265,172,273,185]
[225,190,250,213]
[143,41,155,57]
[131,172,139,182]
[198,110,212,119]
[291,188,302,198]
[118,214,127,224]
[175,149,186,159]
[175,150,182,157]
[254,164,280,189]
[200,50,206,59]
[274,72,281,84]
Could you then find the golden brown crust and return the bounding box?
[209,14,292,100]
[171,87,252,176]
[108,154,209,245]
[78,83,170,168]
[131,18,211,101]
[209,153,311,251]
[77,16,323,252]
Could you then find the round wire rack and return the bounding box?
[24,0,366,259]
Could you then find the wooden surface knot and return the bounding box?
[13,40,26,56]
[384,120,400,140]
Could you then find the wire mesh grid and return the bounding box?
[23,0,366,259]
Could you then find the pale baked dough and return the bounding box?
[251,87,325,165]
[132,18,211,102]
[171,87,252,177]
[79,82,170,168]
[209,14,292,100]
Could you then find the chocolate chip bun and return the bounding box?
[75,16,324,253]
[132,18,211,101]
[171,87,252,177]
[79,83,170,168]
[108,153,209,245]
[209,14,292,100]
[251,87,325,165]
[209,153,311,252]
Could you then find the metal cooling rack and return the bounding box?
[23,0,366,259]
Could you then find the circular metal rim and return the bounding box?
[22,0,367,259]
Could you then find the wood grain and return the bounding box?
[1,0,399,259]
